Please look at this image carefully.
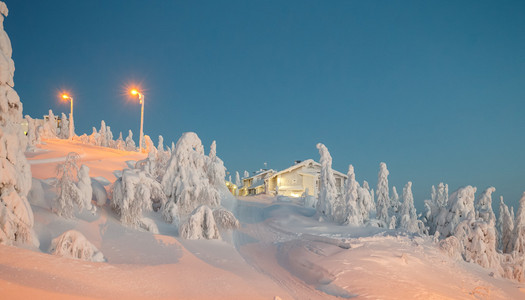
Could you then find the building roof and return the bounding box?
[267,159,347,179]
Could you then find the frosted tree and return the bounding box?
[399,182,423,233]
[68,111,75,138]
[157,135,164,152]
[344,165,362,225]
[375,162,390,225]
[161,132,220,223]
[88,127,98,145]
[454,216,500,270]
[42,109,57,138]
[98,120,107,147]
[390,186,400,216]
[235,171,241,187]
[434,186,477,238]
[475,187,496,224]
[59,112,69,139]
[77,165,95,213]
[111,168,166,232]
[424,182,449,235]
[0,2,35,246]
[243,170,249,179]
[25,115,37,150]
[116,132,125,150]
[179,205,220,240]
[512,192,525,255]
[498,196,514,253]
[106,125,114,148]
[54,153,81,218]
[125,129,136,151]
[316,143,345,223]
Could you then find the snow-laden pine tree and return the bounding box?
[49,230,105,262]
[390,186,400,216]
[424,182,449,235]
[316,143,344,222]
[375,162,390,226]
[116,132,125,150]
[54,153,94,218]
[68,110,75,139]
[454,215,500,270]
[434,186,477,238]
[512,192,525,255]
[99,120,107,147]
[88,127,98,145]
[179,205,220,240]
[106,125,114,148]
[243,170,249,179]
[111,168,166,232]
[344,165,362,225]
[157,135,164,152]
[0,2,35,246]
[77,165,95,213]
[475,187,496,224]
[125,129,136,151]
[43,109,57,138]
[498,196,514,253]
[161,133,221,223]
[59,112,69,139]
[399,182,423,234]
[25,115,37,151]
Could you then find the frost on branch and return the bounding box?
[49,230,105,262]
[0,3,36,246]
[179,205,220,240]
[111,168,166,230]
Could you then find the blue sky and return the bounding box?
[5,0,525,210]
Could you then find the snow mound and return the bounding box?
[48,230,105,262]
[179,205,221,240]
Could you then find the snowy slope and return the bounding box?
[0,139,524,299]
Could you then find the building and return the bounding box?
[238,169,275,196]
[264,159,347,198]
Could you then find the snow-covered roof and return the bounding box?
[244,169,275,181]
[268,159,347,179]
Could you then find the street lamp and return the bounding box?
[61,93,74,140]
[130,88,145,152]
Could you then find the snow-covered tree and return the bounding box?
[434,186,477,238]
[42,109,57,138]
[161,132,220,224]
[111,168,166,231]
[25,115,37,150]
[390,186,400,216]
[68,110,75,139]
[375,162,390,225]
[157,135,164,152]
[344,165,362,225]
[88,127,98,145]
[399,182,423,234]
[125,129,136,151]
[235,171,241,187]
[54,153,94,218]
[116,132,125,150]
[243,170,249,179]
[498,196,514,253]
[512,192,525,255]
[424,182,449,235]
[49,230,105,262]
[316,143,344,222]
[0,2,35,246]
[99,120,107,147]
[59,112,69,139]
[475,187,496,224]
[454,215,500,270]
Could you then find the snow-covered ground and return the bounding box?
[1,139,524,299]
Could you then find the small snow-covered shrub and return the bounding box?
[111,168,166,230]
[49,230,105,262]
[179,205,220,240]
[439,236,462,261]
[53,153,94,218]
[213,207,239,230]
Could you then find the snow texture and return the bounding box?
[48,230,105,262]
[0,3,35,246]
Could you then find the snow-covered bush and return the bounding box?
[179,205,220,240]
[434,186,477,238]
[49,230,105,262]
[111,168,166,230]
[0,3,36,246]
[161,133,221,223]
[454,216,500,270]
[54,153,95,218]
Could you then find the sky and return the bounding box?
[5,0,525,210]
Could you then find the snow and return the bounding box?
[49,230,105,262]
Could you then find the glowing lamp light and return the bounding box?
[62,94,70,100]
[130,89,139,96]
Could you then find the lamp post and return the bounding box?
[61,93,74,139]
[130,89,144,152]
